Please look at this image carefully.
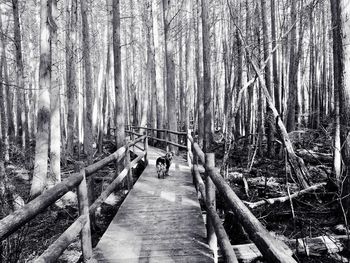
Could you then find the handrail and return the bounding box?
[0,172,83,240]
[129,126,187,136]
[126,126,188,152]
[189,135,297,263]
[89,152,145,214]
[0,135,148,262]
[35,215,87,263]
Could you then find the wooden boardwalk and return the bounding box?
[94,145,214,262]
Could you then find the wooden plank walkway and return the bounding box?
[94,145,214,262]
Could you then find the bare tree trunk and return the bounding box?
[31,0,51,198]
[330,0,342,181]
[201,0,213,152]
[0,18,9,162]
[12,0,28,150]
[286,0,297,132]
[163,1,177,151]
[112,0,125,151]
[66,0,78,156]
[152,0,165,138]
[195,0,204,147]
[261,0,274,157]
[271,0,280,115]
[49,0,60,187]
[81,0,94,165]
[331,0,350,220]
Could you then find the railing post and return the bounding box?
[125,143,133,191]
[187,129,192,167]
[205,153,217,263]
[144,132,148,166]
[131,128,135,151]
[77,170,93,262]
[165,130,169,152]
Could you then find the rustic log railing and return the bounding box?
[187,133,297,263]
[126,126,188,151]
[0,135,147,263]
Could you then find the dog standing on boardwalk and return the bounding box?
[156,152,174,179]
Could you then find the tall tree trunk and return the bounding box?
[331,0,350,220]
[112,0,125,151]
[195,0,204,147]
[201,0,213,152]
[271,0,280,115]
[12,0,26,149]
[31,0,51,198]
[330,0,341,181]
[0,18,9,162]
[66,0,78,156]
[261,0,274,157]
[152,0,165,138]
[286,0,297,132]
[163,0,177,151]
[49,0,60,187]
[81,0,94,164]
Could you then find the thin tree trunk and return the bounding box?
[81,0,94,165]
[261,0,274,157]
[66,0,78,156]
[112,0,125,151]
[49,0,60,187]
[152,0,165,139]
[31,0,51,198]
[271,0,280,115]
[330,0,342,181]
[12,0,26,149]
[0,18,9,162]
[195,0,204,147]
[286,0,297,132]
[163,0,177,150]
[201,0,213,152]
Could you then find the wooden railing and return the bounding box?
[0,135,148,263]
[127,126,188,151]
[187,133,297,263]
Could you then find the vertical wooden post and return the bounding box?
[205,153,217,262]
[144,132,149,166]
[187,129,192,167]
[165,130,169,152]
[77,170,93,262]
[125,143,133,191]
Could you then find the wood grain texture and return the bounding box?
[94,145,213,262]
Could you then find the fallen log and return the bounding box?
[244,182,327,209]
[296,149,332,164]
[225,235,348,262]
[237,28,310,189]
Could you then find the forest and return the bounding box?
[0,0,350,262]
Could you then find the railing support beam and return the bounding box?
[144,132,149,166]
[77,170,93,262]
[205,153,217,263]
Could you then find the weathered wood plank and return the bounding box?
[94,145,213,262]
